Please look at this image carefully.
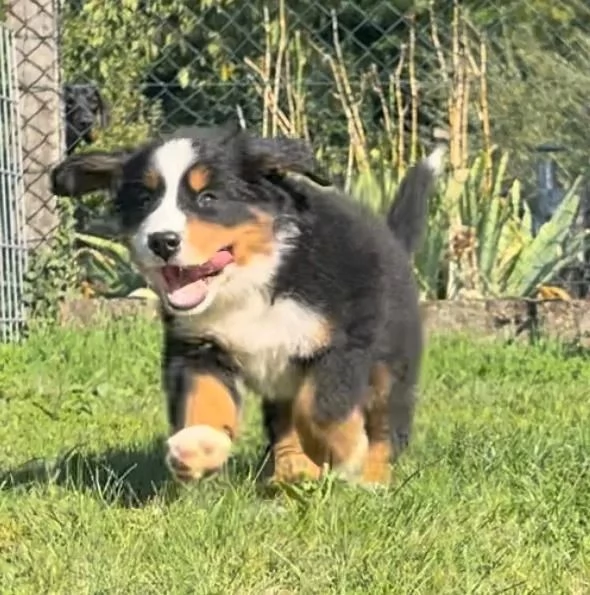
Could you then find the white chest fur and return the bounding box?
[173,289,328,400]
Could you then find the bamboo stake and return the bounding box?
[408,14,419,164]
[262,6,272,137]
[393,44,407,178]
[370,64,394,165]
[272,0,288,136]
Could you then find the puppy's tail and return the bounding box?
[386,144,446,254]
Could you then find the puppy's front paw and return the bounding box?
[166,425,232,482]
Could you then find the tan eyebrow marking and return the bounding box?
[187,165,211,193]
[143,168,161,190]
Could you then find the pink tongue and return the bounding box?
[163,250,234,310]
[167,279,208,310]
[208,249,234,270]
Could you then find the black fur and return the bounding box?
[49,123,444,482]
[63,83,110,154]
[51,148,134,198]
[263,157,439,454]
[162,331,242,437]
[387,158,439,254]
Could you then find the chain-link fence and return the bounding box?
[3,0,590,313]
[0,22,28,341]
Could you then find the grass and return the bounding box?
[0,318,589,594]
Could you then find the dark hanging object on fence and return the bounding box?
[528,142,567,237]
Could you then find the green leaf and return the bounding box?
[504,177,584,296]
[177,67,190,89]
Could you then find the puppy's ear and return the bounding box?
[50,149,132,197]
[93,87,110,129]
[245,136,332,186]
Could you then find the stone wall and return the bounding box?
[58,298,590,345]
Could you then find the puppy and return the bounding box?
[50,121,444,486]
[63,83,110,154]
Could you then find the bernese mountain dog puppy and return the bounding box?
[50,121,445,486]
[63,82,110,154]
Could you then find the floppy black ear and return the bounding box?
[93,86,110,129]
[245,136,332,186]
[50,149,132,197]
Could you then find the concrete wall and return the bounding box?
[6,0,63,250]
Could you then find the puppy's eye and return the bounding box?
[198,192,216,206]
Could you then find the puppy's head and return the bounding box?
[51,121,323,316]
[63,83,110,153]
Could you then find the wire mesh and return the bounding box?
[4,0,590,302]
[0,23,28,342]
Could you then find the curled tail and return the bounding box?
[386,145,446,254]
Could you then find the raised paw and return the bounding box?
[166,424,232,482]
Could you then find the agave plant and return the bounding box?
[347,148,586,300]
[440,148,586,299]
[350,163,399,214]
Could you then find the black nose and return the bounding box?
[148,231,181,261]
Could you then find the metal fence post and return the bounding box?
[0,24,28,341]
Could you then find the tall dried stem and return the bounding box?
[370,64,394,165]
[308,12,369,174]
[244,56,292,134]
[459,25,471,170]
[292,31,310,140]
[429,0,449,84]
[479,40,492,190]
[330,10,368,172]
[261,6,272,137]
[245,4,312,139]
[463,18,493,191]
[408,15,419,164]
[271,0,288,136]
[393,44,407,179]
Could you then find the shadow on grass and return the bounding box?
[0,437,267,508]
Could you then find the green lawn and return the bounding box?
[1,318,589,594]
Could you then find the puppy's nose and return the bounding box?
[148,231,181,261]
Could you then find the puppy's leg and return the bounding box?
[163,339,241,482]
[293,350,370,482]
[260,400,321,483]
[388,375,417,462]
[362,358,419,485]
[361,362,394,485]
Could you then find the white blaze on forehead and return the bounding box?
[145,138,196,235]
[132,138,197,262]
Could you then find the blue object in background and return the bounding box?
[529,142,567,236]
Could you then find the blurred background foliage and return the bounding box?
[53,0,590,303]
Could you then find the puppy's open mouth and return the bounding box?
[159,248,234,311]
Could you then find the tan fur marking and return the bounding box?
[293,378,367,479]
[313,320,332,351]
[143,168,160,190]
[184,211,274,266]
[266,402,321,483]
[272,431,322,482]
[361,362,393,484]
[361,442,392,483]
[187,165,211,193]
[184,374,239,439]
